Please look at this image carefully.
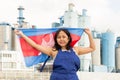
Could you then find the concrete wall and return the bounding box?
[0,71,120,80]
[77,72,120,80]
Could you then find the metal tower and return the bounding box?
[17,6,25,28]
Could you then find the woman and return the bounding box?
[14,28,95,80]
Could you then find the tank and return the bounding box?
[0,23,12,50]
[115,37,120,72]
[101,30,115,72]
[91,38,101,65]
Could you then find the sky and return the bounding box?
[0,0,120,36]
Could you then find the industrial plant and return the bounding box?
[0,3,120,80]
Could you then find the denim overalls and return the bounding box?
[50,48,80,80]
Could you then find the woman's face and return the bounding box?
[56,31,69,48]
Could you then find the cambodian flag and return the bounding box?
[18,28,84,67]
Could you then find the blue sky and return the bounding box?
[0,0,120,36]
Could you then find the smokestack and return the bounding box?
[17,6,25,28]
[68,3,75,11]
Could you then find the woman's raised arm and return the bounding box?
[14,30,53,56]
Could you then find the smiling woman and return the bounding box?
[14,27,95,80]
[54,28,72,50]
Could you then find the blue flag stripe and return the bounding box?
[19,28,84,36]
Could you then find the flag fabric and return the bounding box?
[18,28,84,67]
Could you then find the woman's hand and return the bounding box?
[14,30,23,36]
[84,28,91,35]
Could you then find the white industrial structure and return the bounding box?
[64,3,78,28]
[0,50,34,71]
[60,3,92,71]
[115,37,120,72]
[115,46,120,72]
[0,24,12,50]
[91,38,101,65]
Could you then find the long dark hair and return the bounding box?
[53,28,72,50]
